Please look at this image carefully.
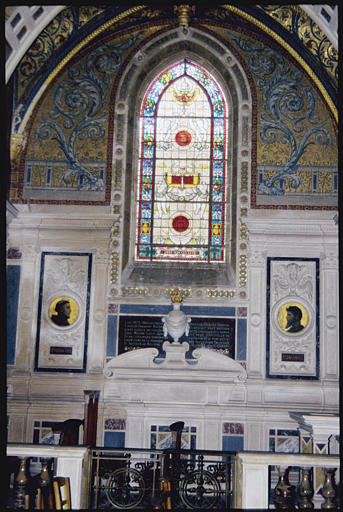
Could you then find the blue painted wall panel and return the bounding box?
[222,435,244,452]
[107,315,117,357]
[237,318,247,360]
[7,265,21,365]
[104,431,125,447]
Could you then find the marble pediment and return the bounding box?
[104,341,247,383]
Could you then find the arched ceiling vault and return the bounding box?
[6,4,338,137]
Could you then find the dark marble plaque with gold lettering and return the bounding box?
[118,316,235,358]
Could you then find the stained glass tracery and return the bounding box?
[136,59,228,262]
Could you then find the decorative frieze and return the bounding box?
[239,255,247,288]
[110,252,120,284]
[121,287,149,296]
[240,161,249,193]
[207,289,234,299]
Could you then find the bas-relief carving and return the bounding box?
[272,263,313,302]
[320,251,338,269]
[268,259,318,378]
[36,253,91,371]
[248,249,267,266]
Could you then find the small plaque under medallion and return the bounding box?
[281,353,304,362]
[50,346,73,355]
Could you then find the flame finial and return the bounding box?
[170,288,183,304]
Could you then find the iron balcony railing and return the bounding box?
[90,447,235,510]
[6,445,339,509]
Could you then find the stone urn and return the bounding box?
[162,289,191,343]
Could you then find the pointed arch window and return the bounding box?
[136,59,228,263]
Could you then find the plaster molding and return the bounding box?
[6,200,19,225]
[289,412,339,437]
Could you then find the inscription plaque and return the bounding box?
[118,315,235,358]
[50,346,73,355]
[281,353,305,362]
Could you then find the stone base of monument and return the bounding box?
[104,340,247,383]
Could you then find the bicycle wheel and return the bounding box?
[105,467,146,509]
[179,469,221,509]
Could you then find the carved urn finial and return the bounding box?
[174,4,195,30]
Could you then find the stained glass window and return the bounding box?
[136,59,228,263]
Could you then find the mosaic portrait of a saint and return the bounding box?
[277,302,309,334]
[49,296,79,327]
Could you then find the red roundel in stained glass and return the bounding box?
[175,130,192,146]
[172,215,189,232]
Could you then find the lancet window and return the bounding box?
[136,59,229,264]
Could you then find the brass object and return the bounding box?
[321,468,337,509]
[174,4,195,29]
[298,468,314,510]
[273,467,295,509]
[14,457,28,509]
[170,288,183,303]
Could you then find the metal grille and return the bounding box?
[90,447,234,510]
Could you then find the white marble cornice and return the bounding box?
[289,411,340,436]
[246,214,338,246]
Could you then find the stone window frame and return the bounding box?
[113,31,252,288]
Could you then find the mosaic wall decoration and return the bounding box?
[267,258,319,379]
[136,59,229,263]
[35,252,92,372]
[258,5,338,83]
[11,6,160,125]
[18,30,144,204]
[228,33,337,209]
[8,6,337,213]
[10,6,337,131]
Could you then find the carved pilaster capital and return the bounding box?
[248,249,267,266]
[93,247,111,264]
[20,245,40,262]
[320,251,338,270]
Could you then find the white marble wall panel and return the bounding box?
[247,250,266,378]
[36,252,91,371]
[321,255,339,379]
[14,245,41,373]
[87,248,109,374]
[268,258,318,377]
